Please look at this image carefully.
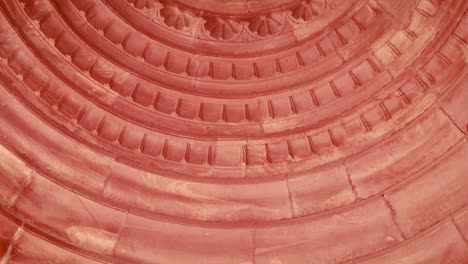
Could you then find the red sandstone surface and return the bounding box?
[0,0,467,263]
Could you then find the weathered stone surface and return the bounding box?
[0,0,466,262]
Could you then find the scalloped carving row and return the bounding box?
[132,0,327,41]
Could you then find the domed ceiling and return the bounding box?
[0,0,467,263]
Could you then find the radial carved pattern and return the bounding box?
[160,5,193,30]
[0,0,467,263]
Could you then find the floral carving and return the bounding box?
[131,0,327,41]
[160,6,193,30]
[291,1,326,22]
[203,17,242,40]
[248,13,284,37]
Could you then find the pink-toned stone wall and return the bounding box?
[0,0,467,263]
